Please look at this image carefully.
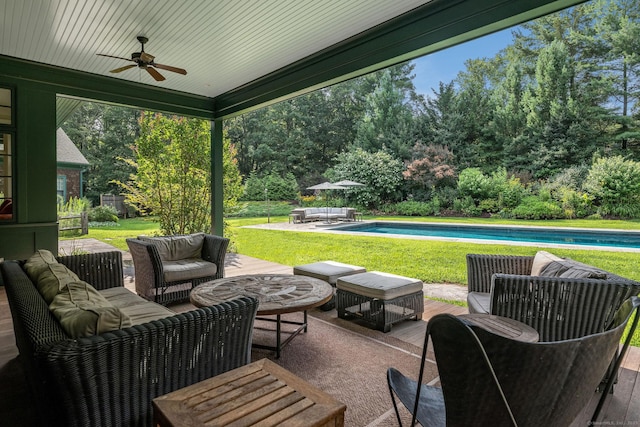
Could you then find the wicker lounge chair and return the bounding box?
[387,296,640,426]
[127,233,229,305]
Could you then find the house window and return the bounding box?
[0,87,14,221]
[57,175,67,202]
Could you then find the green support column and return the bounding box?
[211,119,224,236]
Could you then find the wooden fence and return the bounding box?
[58,212,88,235]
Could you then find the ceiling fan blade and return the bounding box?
[110,64,137,73]
[140,52,155,63]
[153,63,187,75]
[97,53,133,62]
[146,67,166,81]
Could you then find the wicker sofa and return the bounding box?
[1,250,258,427]
[127,233,229,305]
[466,252,640,342]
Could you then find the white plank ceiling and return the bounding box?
[1,0,431,98]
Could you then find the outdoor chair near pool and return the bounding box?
[387,296,640,427]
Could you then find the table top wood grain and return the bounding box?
[153,358,346,427]
[458,313,540,343]
[190,274,333,315]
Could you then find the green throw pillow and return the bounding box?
[49,281,132,338]
[24,249,58,282]
[37,263,81,305]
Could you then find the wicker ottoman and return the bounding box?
[293,261,366,311]
[336,271,424,332]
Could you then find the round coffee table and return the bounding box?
[191,274,333,357]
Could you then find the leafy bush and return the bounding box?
[457,168,493,202]
[89,205,119,222]
[389,200,439,216]
[584,156,640,218]
[511,196,564,219]
[499,177,529,210]
[453,196,482,216]
[57,196,91,215]
[555,187,594,219]
[243,172,299,201]
[331,148,404,209]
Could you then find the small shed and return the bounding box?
[56,128,89,202]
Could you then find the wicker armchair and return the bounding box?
[127,233,229,305]
[1,251,258,427]
[388,296,640,426]
[466,253,640,342]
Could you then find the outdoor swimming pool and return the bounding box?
[332,221,640,250]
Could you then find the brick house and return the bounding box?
[56,128,89,202]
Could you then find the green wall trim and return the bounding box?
[213,0,587,118]
[0,55,213,119]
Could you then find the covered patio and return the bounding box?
[1,240,639,425]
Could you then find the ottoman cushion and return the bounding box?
[294,261,366,285]
[337,271,423,300]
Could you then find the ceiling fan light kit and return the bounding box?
[97,36,187,82]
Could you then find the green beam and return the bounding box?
[214,0,587,119]
[0,55,213,119]
[211,120,224,237]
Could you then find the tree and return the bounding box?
[330,148,404,208]
[403,143,456,200]
[62,102,139,205]
[117,112,243,235]
[353,65,419,161]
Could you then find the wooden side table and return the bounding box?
[458,313,539,343]
[153,358,346,427]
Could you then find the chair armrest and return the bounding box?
[126,238,164,292]
[466,254,534,293]
[491,274,640,342]
[57,251,124,290]
[42,296,259,427]
[201,234,230,279]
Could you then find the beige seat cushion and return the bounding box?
[530,250,563,276]
[139,233,205,261]
[337,271,423,300]
[100,287,175,325]
[293,261,366,285]
[50,281,132,338]
[162,258,217,283]
[467,291,491,314]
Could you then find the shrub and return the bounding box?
[499,177,529,210]
[243,172,299,201]
[89,205,119,222]
[511,196,564,219]
[457,168,493,202]
[584,156,640,218]
[391,200,438,216]
[453,196,482,216]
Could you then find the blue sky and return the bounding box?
[411,27,517,97]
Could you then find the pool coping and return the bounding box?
[243,220,640,253]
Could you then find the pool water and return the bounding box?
[333,221,640,249]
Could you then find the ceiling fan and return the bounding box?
[97,36,187,82]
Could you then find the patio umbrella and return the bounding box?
[332,179,365,207]
[332,180,365,187]
[306,182,346,223]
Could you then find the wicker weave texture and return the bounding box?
[127,234,229,305]
[336,289,424,332]
[1,253,258,427]
[466,254,534,293]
